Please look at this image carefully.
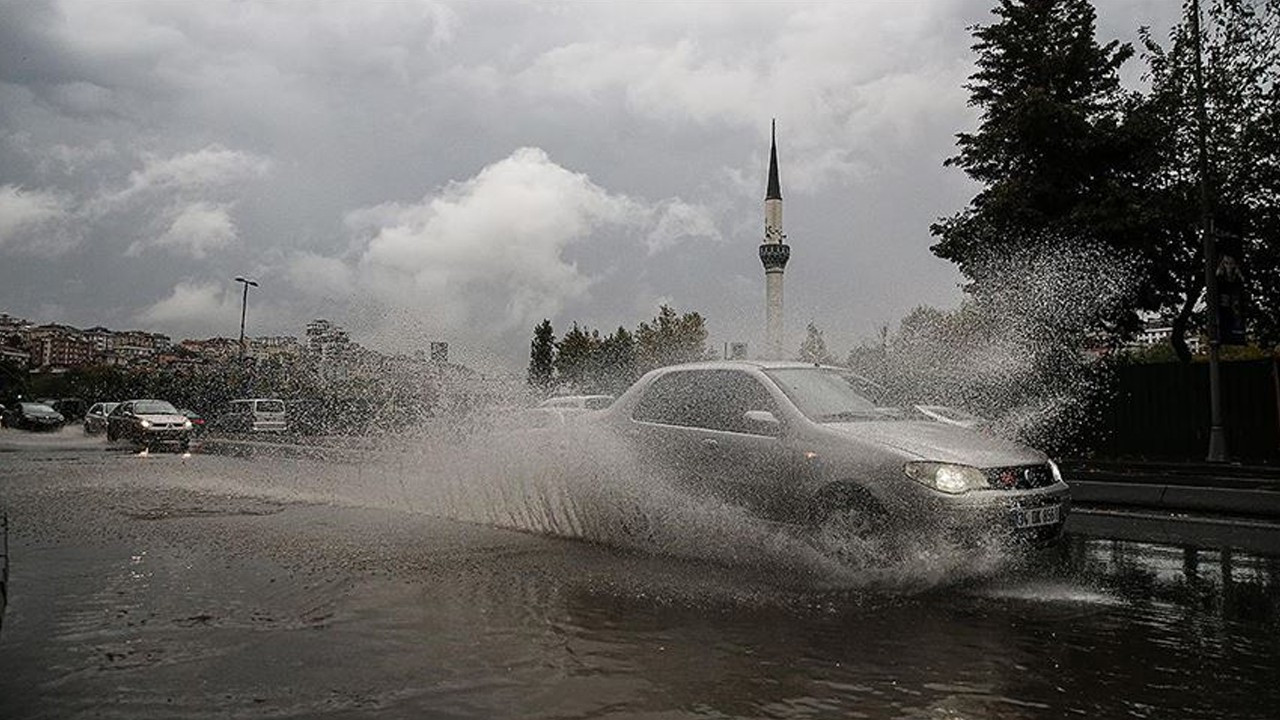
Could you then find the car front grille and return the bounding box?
[983,464,1056,490]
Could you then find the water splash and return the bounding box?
[340,422,1024,593]
[864,242,1138,450]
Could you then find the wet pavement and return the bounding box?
[1,428,1278,719]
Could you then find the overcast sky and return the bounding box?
[0,0,1180,371]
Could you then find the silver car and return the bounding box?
[83,402,119,435]
[595,361,1069,546]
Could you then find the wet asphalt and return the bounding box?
[1,428,1278,719]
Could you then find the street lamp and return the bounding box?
[234,276,259,360]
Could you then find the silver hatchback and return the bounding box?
[595,361,1070,546]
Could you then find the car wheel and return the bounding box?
[806,484,896,566]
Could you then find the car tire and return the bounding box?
[805,484,896,565]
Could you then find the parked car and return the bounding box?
[214,398,287,433]
[83,402,119,435]
[3,402,65,431]
[51,398,88,423]
[179,408,207,435]
[106,399,193,451]
[581,361,1069,547]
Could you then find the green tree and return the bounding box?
[797,322,835,364]
[634,305,709,373]
[1135,0,1280,356]
[931,0,1141,322]
[596,326,638,394]
[554,322,601,390]
[527,319,555,391]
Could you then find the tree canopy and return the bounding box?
[934,0,1280,357]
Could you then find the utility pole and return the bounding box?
[234,276,259,361]
[1191,0,1227,462]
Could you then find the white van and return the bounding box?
[219,398,288,433]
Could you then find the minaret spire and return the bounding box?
[766,118,782,201]
[758,120,790,359]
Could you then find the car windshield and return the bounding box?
[134,400,179,415]
[764,367,899,423]
[21,403,56,413]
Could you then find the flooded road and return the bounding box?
[1,433,1278,719]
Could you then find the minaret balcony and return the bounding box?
[759,243,791,271]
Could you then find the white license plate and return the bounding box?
[1011,504,1060,529]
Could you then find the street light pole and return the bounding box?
[234,276,259,361]
[1190,0,1227,462]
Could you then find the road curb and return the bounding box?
[1070,480,1280,519]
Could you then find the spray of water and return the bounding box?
[161,245,1135,594]
[870,242,1138,450]
[277,419,1020,594]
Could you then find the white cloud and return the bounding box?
[351,147,645,334]
[0,184,75,254]
[645,199,722,255]
[315,147,720,346]
[286,252,355,298]
[128,201,238,259]
[116,145,271,201]
[514,3,974,192]
[135,280,243,330]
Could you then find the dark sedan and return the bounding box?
[106,399,193,452]
[2,402,66,431]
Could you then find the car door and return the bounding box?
[628,371,716,493]
[629,369,799,520]
[682,370,799,521]
[107,402,130,437]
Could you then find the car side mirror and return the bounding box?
[743,410,780,427]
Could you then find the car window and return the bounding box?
[134,400,179,414]
[633,370,779,435]
[584,397,613,410]
[256,400,285,414]
[764,367,890,422]
[88,404,101,414]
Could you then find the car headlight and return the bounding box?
[1048,459,1064,484]
[140,419,152,429]
[183,419,193,429]
[903,462,990,494]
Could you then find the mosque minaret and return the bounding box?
[758,120,791,359]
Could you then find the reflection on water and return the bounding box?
[523,531,1280,720]
[2,451,1279,719]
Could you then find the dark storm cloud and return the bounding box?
[0,1,1180,369]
